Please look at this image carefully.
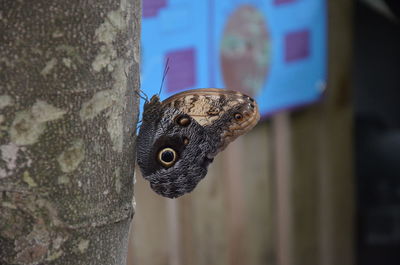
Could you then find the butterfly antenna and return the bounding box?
[135,90,149,102]
[158,57,170,97]
[125,65,149,103]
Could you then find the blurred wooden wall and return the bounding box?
[128,123,274,265]
[127,0,354,264]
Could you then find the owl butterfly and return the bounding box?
[136,88,260,198]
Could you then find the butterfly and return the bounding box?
[136,87,260,198]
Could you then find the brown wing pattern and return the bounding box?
[161,88,260,151]
[162,88,258,126]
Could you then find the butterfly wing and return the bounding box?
[161,88,260,153]
[137,104,218,198]
[136,89,260,198]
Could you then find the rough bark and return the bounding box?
[0,0,140,264]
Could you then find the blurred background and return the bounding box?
[128,0,400,264]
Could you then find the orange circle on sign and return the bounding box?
[220,6,271,97]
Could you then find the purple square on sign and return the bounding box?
[284,30,310,62]
[274,0,297,5]
[143,0,167,18]
[165,48,196,92]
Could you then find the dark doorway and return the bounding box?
[354,1,400,265]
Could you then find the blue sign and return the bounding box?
[141,0,327,118]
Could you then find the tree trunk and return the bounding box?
[0,0,140,264]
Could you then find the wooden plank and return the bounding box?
[241,123,275,265]
[166,200,182,265]
[221,124,275,265]
[127,170,169,265]
[222,138,246,265]
[272,112,294,265]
